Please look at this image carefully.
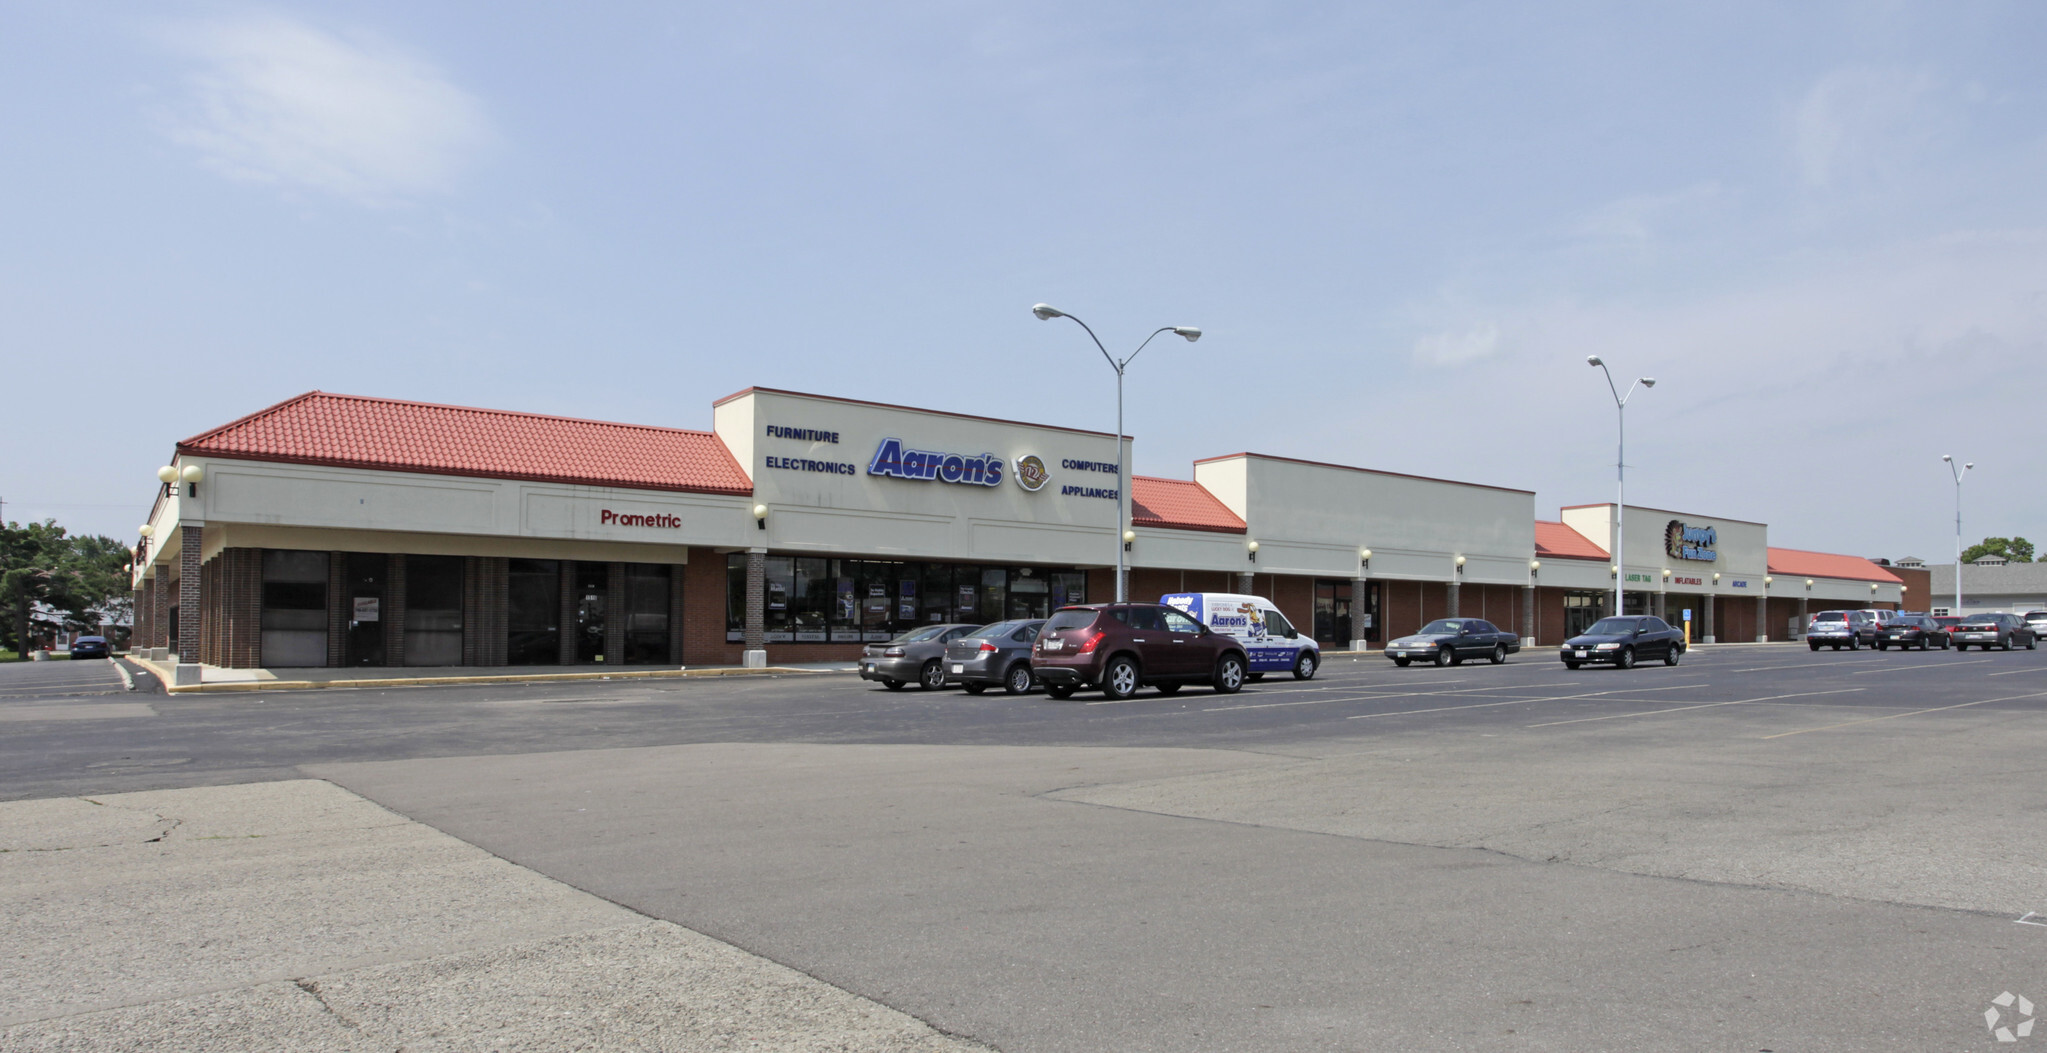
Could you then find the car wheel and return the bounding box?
[1846,636,1859,651]
[1940,639,1950,650]
[1876,641,1888,651]
[1809,641,1821,651]
[1102,657,1140,700]
[1045,685,1076,700]
[1003,663,1034,695]
[1831,644,1842,651]
[1664,645,1681,666]
[1433,646,1452,667]
[1489,644,1506,665]
[1616,647,1636,670]
[882,679,905,690]
[1393,657,1412,667]
[1564,660,1582,670]
[962,683,987,695]
[919,660,946,690]
[1294,651,1318,680]
[1155,683,1183,695]
[2030,637,2039,651]
[1213,653,1246,694]
[1955,643,1967,651]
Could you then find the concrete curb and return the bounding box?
[125,658,831,694]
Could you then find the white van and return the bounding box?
[1160,592,1320,680]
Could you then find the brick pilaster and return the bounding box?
[680,550,727,666]
[668,561,688,666]
[176,525,202,661]
[1703,592,1716,643]
[219,548,262,668]
[743,551,766,652]
[559,560,578,665]
[383,555,407,667]
[327,552,348,667]
[1447,577,1461,618]
[605,561,627,663]
[1522,584,1536,642]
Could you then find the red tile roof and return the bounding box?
[177,391,753,496]
[1535,520,1608,561]
[1130,476,1246,534]
[1766,547,1903,584]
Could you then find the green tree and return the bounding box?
[1961,536,2035,563]
[0,521,136,657]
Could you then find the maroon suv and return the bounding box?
[1031,603,1249,700]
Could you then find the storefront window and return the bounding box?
[1009,567,1050,618]
[1313,580,1353,644]
[508,558,560,665]
[624,564,671,664]
[726,557,1085,641]
[260,550,328,668]
[574,562,609,663]
[404,555,464,666]
[794,558,831,642]
[1051,571,1087,610]
[1563,591,1605,637]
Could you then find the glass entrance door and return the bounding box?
[1313,580,1353,645]
[344,553,385,666]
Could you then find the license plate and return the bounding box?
[951,664,963,674]
[1044,640,1063,651]
[1576,650,1589,658]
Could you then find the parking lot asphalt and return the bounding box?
[6,645,2047,1050]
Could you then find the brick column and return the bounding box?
[667,562,687,667]
[1447,577,1461,618]
[558,560,578,665]
[383,555,407,668]
[1522,584,1537,645]
[1351,576,1371,650]
[327,553,348,667]
[1236,571,1255,594]
[606,561,627,664]
[1756,595,1768,643]
[176,525,202,662]
[1798,595,1809,639]
[743,550,766,667]
[1703,592,1716,644]
[153,569,172,650]
[134,576,152,651]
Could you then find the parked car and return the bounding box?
[1161,592,1320,680]
[1384,618,1521,667]
[69,636,110,659]
[1876,614,1949,651]
[1030,603,1249,700]
[1560,616,1685,669]
[1858,609,1904,632]
[2025,611,2047,638]
[1806,610,1877,650]
[1950,612,2040,652]
[859,623,982,690]
[942,619,1045,694]
[1933,615,1965,635]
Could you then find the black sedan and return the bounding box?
[69,636,110,659]
[1876,615,1949,651]
[1560,616,1686,669]
[1951,613,2040,652]
[1385,618,1521,667]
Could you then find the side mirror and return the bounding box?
[1285,628,1298,639]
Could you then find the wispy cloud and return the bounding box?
[1790,66,1941,189]
[1411,321,1500,366]
[153,12,491,203]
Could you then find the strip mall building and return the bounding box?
[130,388,1908,671]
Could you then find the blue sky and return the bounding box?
[4,2,2044,563]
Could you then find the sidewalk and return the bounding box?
[124,656,838,694]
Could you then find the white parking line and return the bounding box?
[1760,689,2047,739]
[1525,687,1866,728]
[1850,659,1992,674]
[1989,667,2047,676]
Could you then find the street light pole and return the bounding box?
[1942,454,1973,613]
[1587,357,1655,619]
[1033,305,1201,602]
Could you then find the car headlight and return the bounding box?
[1594,643,1621,650]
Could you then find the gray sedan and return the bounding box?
[858,624,982,690]
[942,619,1045,694]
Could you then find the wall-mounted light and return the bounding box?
[156,466,177,484]
[1901,584,1909,594]
[180,463,203,497]
[1870,582,1880,594]
[1764,575,1773,587]
[1611,564,1620,578]
[1247,540,1259,563]
[1359,547,1372,571]
[1805,578,1814,590]
[1662,568,1672,581]
[753,503,768,530]
[1454,555,1466,574]
[138,524,154,538]
[1529,559,1541,572]
[1123,529,1136,553]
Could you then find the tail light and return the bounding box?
[977,641,998,654]
[883,646,905,657]
[1076,631,1102,655]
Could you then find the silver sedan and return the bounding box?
[942,619,1046,694]
[858,624,983,690]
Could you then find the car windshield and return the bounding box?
[965,621,1026,639]
[1811,612,1847,622]
[891,626,950,644]
[1585,618,1637,635]
[1043,608,1098,633]
[1418,620,1468,634]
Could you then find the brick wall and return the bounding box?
[681,549,729,666]
[463,556,509,667]
[666,561,687,666]
[214,548,262,668]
